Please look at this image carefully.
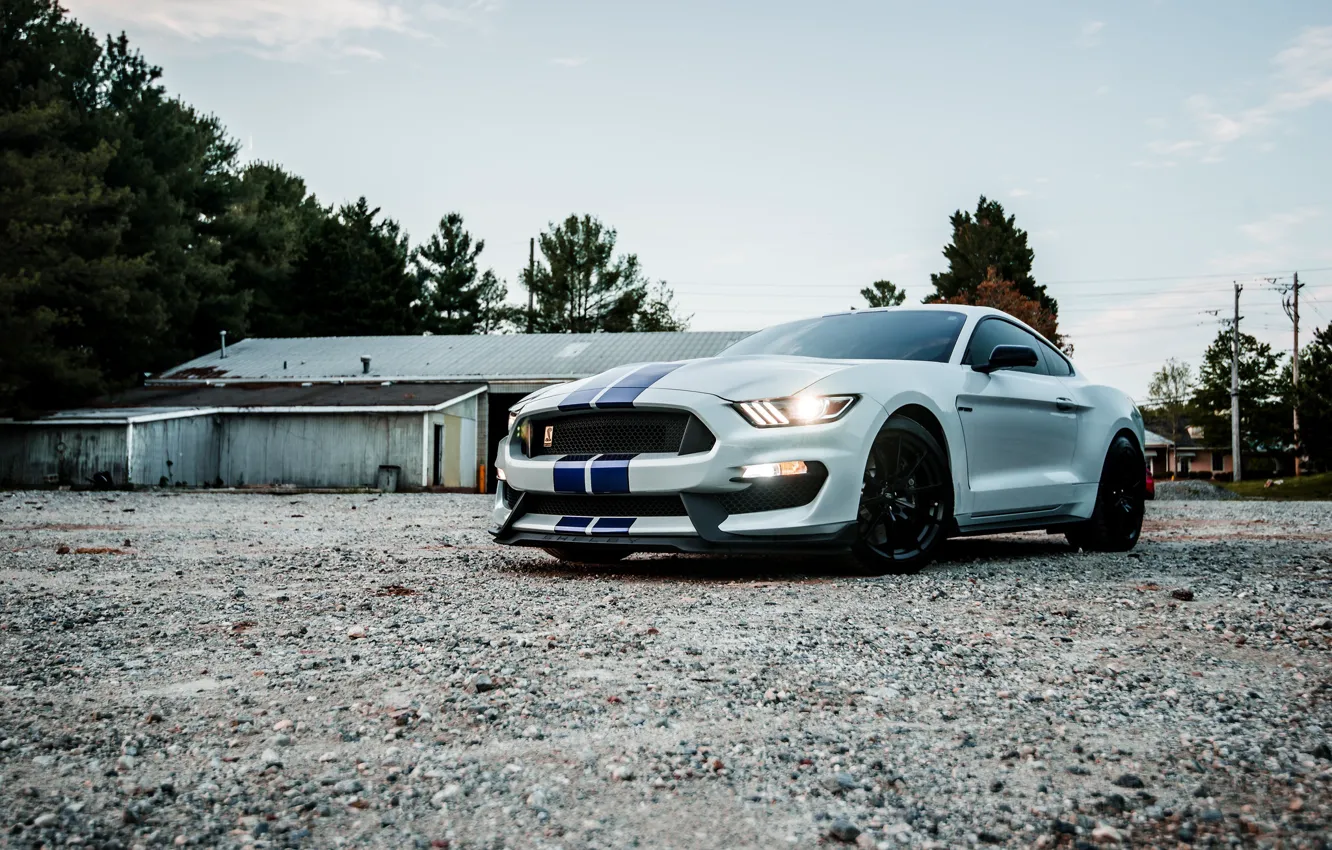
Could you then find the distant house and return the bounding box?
[0,332,750,492]
[1144,426,1233,478]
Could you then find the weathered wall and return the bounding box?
[131,415,220,487]
[0,425,129,487]
[218,414,425,488]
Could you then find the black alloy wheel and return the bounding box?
[851,416,952,575]
[542,545,632,564]
[1067,434,1145,552]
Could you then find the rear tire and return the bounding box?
[1067,434,1145,552]
[542,545,632,564]
[851,416,952,575]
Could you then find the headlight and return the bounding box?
[733,395,858,428]
[508,408,520,430]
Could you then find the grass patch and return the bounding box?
[1222,471,1332,500]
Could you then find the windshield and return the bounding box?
[722,310,967,362]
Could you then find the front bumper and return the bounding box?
[489,387,881,550]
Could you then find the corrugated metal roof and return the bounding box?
[157,332,753,383]
[3,384,484,424]
[105,382,484,409]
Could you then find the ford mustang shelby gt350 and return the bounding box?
[491,306,1147,573]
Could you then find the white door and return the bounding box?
[956,319,1079,515]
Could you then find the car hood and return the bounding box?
[539,355,859,404]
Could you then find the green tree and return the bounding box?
[1295,324,1332,470]
[1144,358,1194,444]
[287,198,424,336]
[219,162,328,339]
[927,195,1056,313]
[94,34,245,369]
[0,0,148,414]
[861,280,906,308]
[1190,329,1288,453]
[414,212,489,335]
[529,214,687,332]
[473,270,521,334]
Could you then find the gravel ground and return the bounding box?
[1,490,1330,850]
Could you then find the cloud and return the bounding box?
[1077,20,1104,48]
[63,0,498,60]
[1009,188,1031,198]
[1237,207,1320,245]
[551,57,588,68]
[1143,26,1332,163]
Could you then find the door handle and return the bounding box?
[1055,398,1075,412]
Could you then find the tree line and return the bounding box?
[0,0,687,415]
[1143,324,1332,475]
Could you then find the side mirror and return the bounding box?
[973,344,1039,374]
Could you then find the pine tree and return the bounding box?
[414,213,487,335]
[860,280,906,308]
[529,214,688,333]
[928,195,1056,313]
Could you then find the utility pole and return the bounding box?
[1281,272,1305,475]
[526,237,535,334]
[1231,282,1243,483]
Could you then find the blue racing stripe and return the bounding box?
[553,454,593,493]
[589,453,636,494]
[595,362,683,408]
[555,516,594,533]
[557,385,608,411]
[591,517,636,535]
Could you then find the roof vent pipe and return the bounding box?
[361,355,371,375]
[220,330,227,359]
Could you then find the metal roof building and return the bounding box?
[156,332,750,385]
[2,332,750,492]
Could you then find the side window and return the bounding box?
[962,318,1048,375]
[1039,341,1073,376]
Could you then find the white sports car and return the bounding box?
[491,305,1147,573]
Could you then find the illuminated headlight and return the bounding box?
[508,408,520,429]
[741,460,808,479]
[496,467,507,481]
[734,395,857,428]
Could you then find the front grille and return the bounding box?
[524,493,688,517]
[719,464,828,514]
[527,412,700,456]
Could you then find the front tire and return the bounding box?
[1067,434,1145,552]
[851,416,952,575]
[542,545,632,564]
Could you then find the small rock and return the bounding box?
[989,779,1004,793]
[472,673,497,693]
[261,748,282,767]
[1310,617,1331,630]
[347,624,367,640]
[1171,589,1194,602]
[56,546,71,555]
[822,772,857,793]
[828,819,860,843]
[33,813,58,828]
[272,718,293,731]
[1288,798,1304,813]
[333,779,363,794]
[609,764,635,781]
[1112,773,1144,789]
[1091,825,1122,844]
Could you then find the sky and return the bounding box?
[61,0,1332,401]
